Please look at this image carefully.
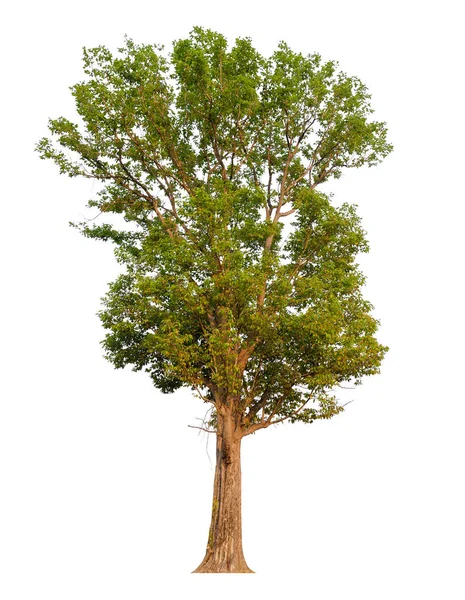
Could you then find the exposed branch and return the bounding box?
[278,207,296,218]
[188,424,217,434]
[242,389,314,436]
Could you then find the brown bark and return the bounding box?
[193,412,253,573]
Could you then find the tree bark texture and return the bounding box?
[193,413,253,573]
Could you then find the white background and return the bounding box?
[1,1,464,598]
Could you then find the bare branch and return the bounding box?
[188,425,217,434]
[278,207,296,218]
[244,387,271,424]
[242,389,316,436]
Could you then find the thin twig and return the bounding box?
[188,425,217,434]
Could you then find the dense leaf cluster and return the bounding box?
[37,28,391,434]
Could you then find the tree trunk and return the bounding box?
[193,412,253,573]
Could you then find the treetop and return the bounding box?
[36,28,391,435]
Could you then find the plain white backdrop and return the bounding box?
[1,1,464,598]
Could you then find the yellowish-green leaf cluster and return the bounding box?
[36,28,391,433]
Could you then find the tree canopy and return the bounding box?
[37,27,392,435]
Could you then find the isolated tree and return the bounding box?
[37,27,392,573]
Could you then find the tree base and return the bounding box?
[192,565,255,574]
[192,552,254,573]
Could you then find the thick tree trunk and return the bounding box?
[193,412,253,573]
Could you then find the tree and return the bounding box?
[36,27,392,573]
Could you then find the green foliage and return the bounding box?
[37,28,392,434]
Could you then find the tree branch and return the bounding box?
[188,425,217,434]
